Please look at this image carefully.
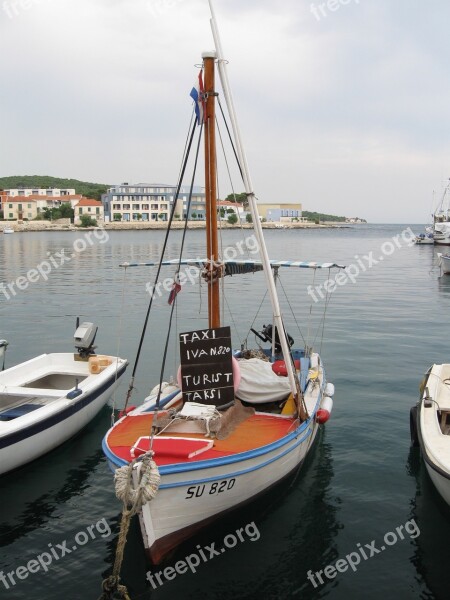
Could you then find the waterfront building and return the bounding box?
[4,197,38,221]
[257,203,304,222]
[74,199,104,225]
[4,187,76,198]
[102,183,206,222]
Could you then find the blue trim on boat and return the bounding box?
[103,411,315,472]
[0,363,127,450]
[159,427,312,489]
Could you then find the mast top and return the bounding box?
[202,51,217,59]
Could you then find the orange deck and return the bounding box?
[107,412,298,466]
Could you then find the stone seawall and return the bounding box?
[1,220,346,232]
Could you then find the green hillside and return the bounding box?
[302,211,347,222]
[0,176,109,201]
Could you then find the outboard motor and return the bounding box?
[251,324,294,354]
[0,339,8,371]
[74,322,98,358]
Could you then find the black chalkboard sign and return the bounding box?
[179,326,234,406]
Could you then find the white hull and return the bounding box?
[433,222,450,245]
[2,228,14,234]
[417,363,450,507]
[437,253,450,274]
[414,237,434,245]
[137,417,318,562]
[424,462,450,505]
[0,353,127,475]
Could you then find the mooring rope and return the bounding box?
[98,454,160,600]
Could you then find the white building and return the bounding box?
[4,188,76,198]
[102,183,206,222]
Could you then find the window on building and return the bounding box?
[142,204,149,210]
[151,204,158,210]
[123,213,130,221]
[123,204,131,210]
[132,204,140,210]
[8,213,13,218]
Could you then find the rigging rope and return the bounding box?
[111,266,129,427]
[121,118,197,413]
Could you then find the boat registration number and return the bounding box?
[185,478,236,500]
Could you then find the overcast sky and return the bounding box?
[1,0,450,223]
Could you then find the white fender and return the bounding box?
[325,382,335,397]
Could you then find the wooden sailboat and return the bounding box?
[102,3,342,565]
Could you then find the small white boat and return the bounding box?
[411,364,450,506]
[437,252,450,274]
[2,226,14,234]
[0,322,127,475]
[414,232,434,245]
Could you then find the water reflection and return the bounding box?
[0,408,111,547]
[407,446,450,600]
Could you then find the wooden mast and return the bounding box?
[203,51,220,329]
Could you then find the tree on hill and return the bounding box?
[225,193,248,208]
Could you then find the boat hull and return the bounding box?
[0,354,127,475]
[134,416,318,563]
[416,364,450,507]
[437,253,450,274]
[424,462,450,505]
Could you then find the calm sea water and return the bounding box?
[1,224,449,600]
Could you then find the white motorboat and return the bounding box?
[411,364,450,506]
[102,0,342,576]
[0,321,127,475]
[2,226,14,234]
[414,232,434,245]
[437,252,450,274]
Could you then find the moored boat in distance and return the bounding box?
[433,180,450,245]
[102,0,344,573]
[411,364,450,506]
[414,232,434,245]
[2,226,14,234]
[0,321,127,475]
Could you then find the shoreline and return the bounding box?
[1,221,352,233]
